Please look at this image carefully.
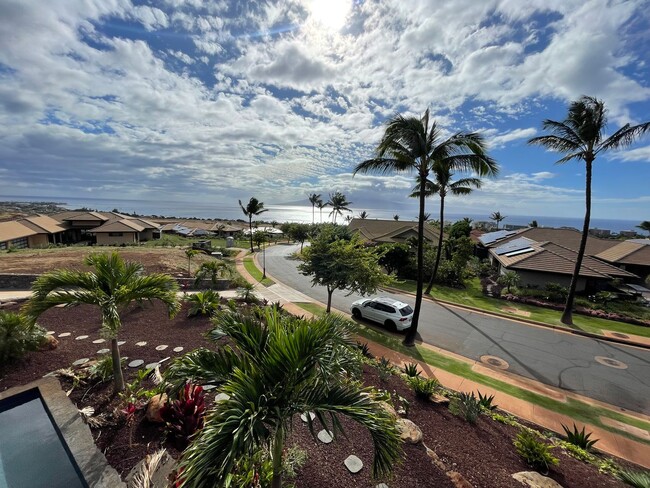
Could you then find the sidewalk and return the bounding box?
[239,250,650,469]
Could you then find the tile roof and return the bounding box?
[348,218,439,244]
[0,220,38,241]
[595,240,650,266]
[89,219,145,233]
[19,214,67,234]
[482,227,618,254]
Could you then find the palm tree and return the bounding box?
[529,95,650,325]
[327,191,352,223]
[637,221,650,236]
[239,197,269,253]
[355,109,497,346]
[393,214,399,221]
[168,310,401,488]
[410,165,484,294]
[358,210,369,219]
[194,260,233,287]
[23,252,180,392]
[185,248,201,277]
[308,193,321,225]
[490,211,506,230]
[317,199,326,223]
[344,215,352,223]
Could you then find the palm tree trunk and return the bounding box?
[425,193,445,295]
[111,338,125,392]
[319,207,322,223]
[404,170,427,346]
[248,216,254,253]
[312,204,315,225]
[271,426,285,488]
[326,286,333,313]
[561,158,592,325]
[187,256,191,277]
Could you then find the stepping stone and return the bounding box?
[47,331,55,335]
[117,341,126,346]
[145,363,160,370]
[376,484,389,488]
[97,349,110,354]
[173,347,184,353]
[135,341,147,347]
[128,360,144,368]
[92,339,106,344]
[202,384,217,391]
[58,332,71,338]
[317,430,333,444]
[344,455,363,474]
[300,412,316,423]
[155,345,168,351]
[55,304,67,308]
[75,335,89,340]
[215,393,230,402]
[72,358,90,366]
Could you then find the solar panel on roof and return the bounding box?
[504,248,535,257]
[479,230,517,245]
[494,237,535,255]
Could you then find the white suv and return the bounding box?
[350,297,414,331]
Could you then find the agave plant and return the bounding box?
[401,362,421,378]
[561,423,599,451]
[167,310,401,488]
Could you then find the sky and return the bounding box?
[0,0,649,221]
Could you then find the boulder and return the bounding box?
[396,418,423,444]
[447,471,473,488]
[512,471,564,488]
[430,393,450,405]
[424,444,447,471]
[146,394,168,423]
[344,455,363,474]
[379,401,398,419]
[39,334,59,351]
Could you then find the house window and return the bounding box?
[108,232,124,237]
[0,241,6,250]
[10,237,28,249]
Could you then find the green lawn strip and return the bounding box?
[356,326,650,444]
[243,257,274,286]
[294,302,327,316]
[390,278,650,338]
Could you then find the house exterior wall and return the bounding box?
[66,220,105,228]
[139,229,154,241]
[95,232,137,245]
[27,234,49,248]
[504,268,587,291]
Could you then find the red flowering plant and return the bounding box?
[160,383,206,449]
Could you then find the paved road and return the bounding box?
[265,244,650,414]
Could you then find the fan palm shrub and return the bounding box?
[168,310,401,488]
[23,252,180,392]
[187,290,221,317]
[0,311,46,368]
[194,260,233,287]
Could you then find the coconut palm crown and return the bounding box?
[308,193,321,224]
[168,310,401,488]
[239,197,269,253]
[23,252,180,392]
[354,109,497,346]
[327,191,352,223]
[528,95,650,325]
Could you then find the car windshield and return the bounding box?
[399,305,413,316]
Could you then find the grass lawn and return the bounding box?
[390,278,650,338]
[294,302,327,316]
[356,326,650,445]
[243,257,274,286]
[143,235,250,249]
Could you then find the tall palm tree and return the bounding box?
[317,199,326,223]
[393,214,399,221]
[637,221,650,236]
[194,260,233,287]
[358,210,369,219]
[168,310,401,488]
[327,191,352,223]
[185,248,201,277]
[239,197,269,253]
[529,95,650,325]
[23,252,180,392]
[410,166,484,294]
[490,211,506,230]
[308,193,321,225]
[355,109,497,346]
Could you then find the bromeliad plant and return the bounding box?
[168,310,401,488]
[160,383,206,449]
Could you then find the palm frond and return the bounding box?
[528,135,585,159]
[598,121,650,152]
[164,347,243,389]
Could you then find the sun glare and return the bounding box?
[307,0,351,30]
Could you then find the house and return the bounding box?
[489,238,637,291]
[347,218,439,245]
[594,239,650,279]
[210,222,244,237]
[88,217,159,245]
[0,215,66,249]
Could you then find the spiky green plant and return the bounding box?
[401,362,421,378]
[561,423,599,451]
[477,391,497,411]
[449,392,482,423]
[407,376,440,400]
[194,260,233,287]
[618,468,650,488]
[169,310,402,488]
[514,429,559,474]
[187,290,221,317]
[0,311,46,367]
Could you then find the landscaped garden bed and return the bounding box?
[1,297,646,487]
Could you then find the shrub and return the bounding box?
[449,392,482,424]
[545,283,568,303]
[376,356,396,381]
[557,441,594,463]
[225,445,307,488]
[187,290,221,317]
[88,354,126,382]
[514,429,559,473]
[356,342,373,358]
[0,311,46,368]
[237,282,258,303]
[477,391,498,411]
[491,412,520,427]
[407,376,440,400]
[618,469,650,488]
[401,362,421,378]
[561,423,599,451]
[160,383,206,449]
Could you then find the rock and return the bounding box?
[344,455,363,474]
[173,346,184,353]
[300,412,316,422]
[396,418,423,444]
[512,471,564,488]
[145,394,168,423]
[58,332,71,338]
[376,484,389,488]
[430,394,450,405]
[135,341,147,347]
[126,449,176,488]
[155,345,168,351]
[75,335,89,340]
[39,334,59,351]
[424,444,447,471]
[46,330,55,335]
[317,430,333,444]
[379,401,398,419]
[72,358,90,366]
[97,348,110,354]
[145,362,160,370]
[215,393,230,403]
[92,339,106,344]
[128,359,144,368]
[202,384,217,391]
[117,341,126,346]
[447,471,473,488]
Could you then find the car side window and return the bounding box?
[384,306,395,314]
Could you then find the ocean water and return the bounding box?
[1,195,644,234]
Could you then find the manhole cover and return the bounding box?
[480,355,510,370]
[610,332,629,339]
[594,356,628,370]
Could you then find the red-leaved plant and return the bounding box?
[160,383,206,449]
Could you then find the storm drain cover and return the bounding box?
[594,356,627,370]
[480,355,510,370]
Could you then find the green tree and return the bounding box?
[355,109,497,346]
[24,252,180,392]
[289,223,310,251]
[378,243,411,276]
[358,210,369,219]
[253,229,268,249]
[194,260,233,287]
[185,248,201,277]
[497,271,521,294]
[637,220,650,236]
[490,211,506,230]
[317,199,326,223]
[529,96,650,325]
[298,229,391,313]
[393,214,399,221]
[326,191,352,223]
[529,220,538,228]
[308,193,321,225]
[170,310,401,488]
[239,197,269,253]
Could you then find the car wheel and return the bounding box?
[352,308,362,319]
[384,319,397,332]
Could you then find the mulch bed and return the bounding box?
[0,301,636,486]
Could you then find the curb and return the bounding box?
[381,285,650,351]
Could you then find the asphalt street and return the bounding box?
[264,243,650,414]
